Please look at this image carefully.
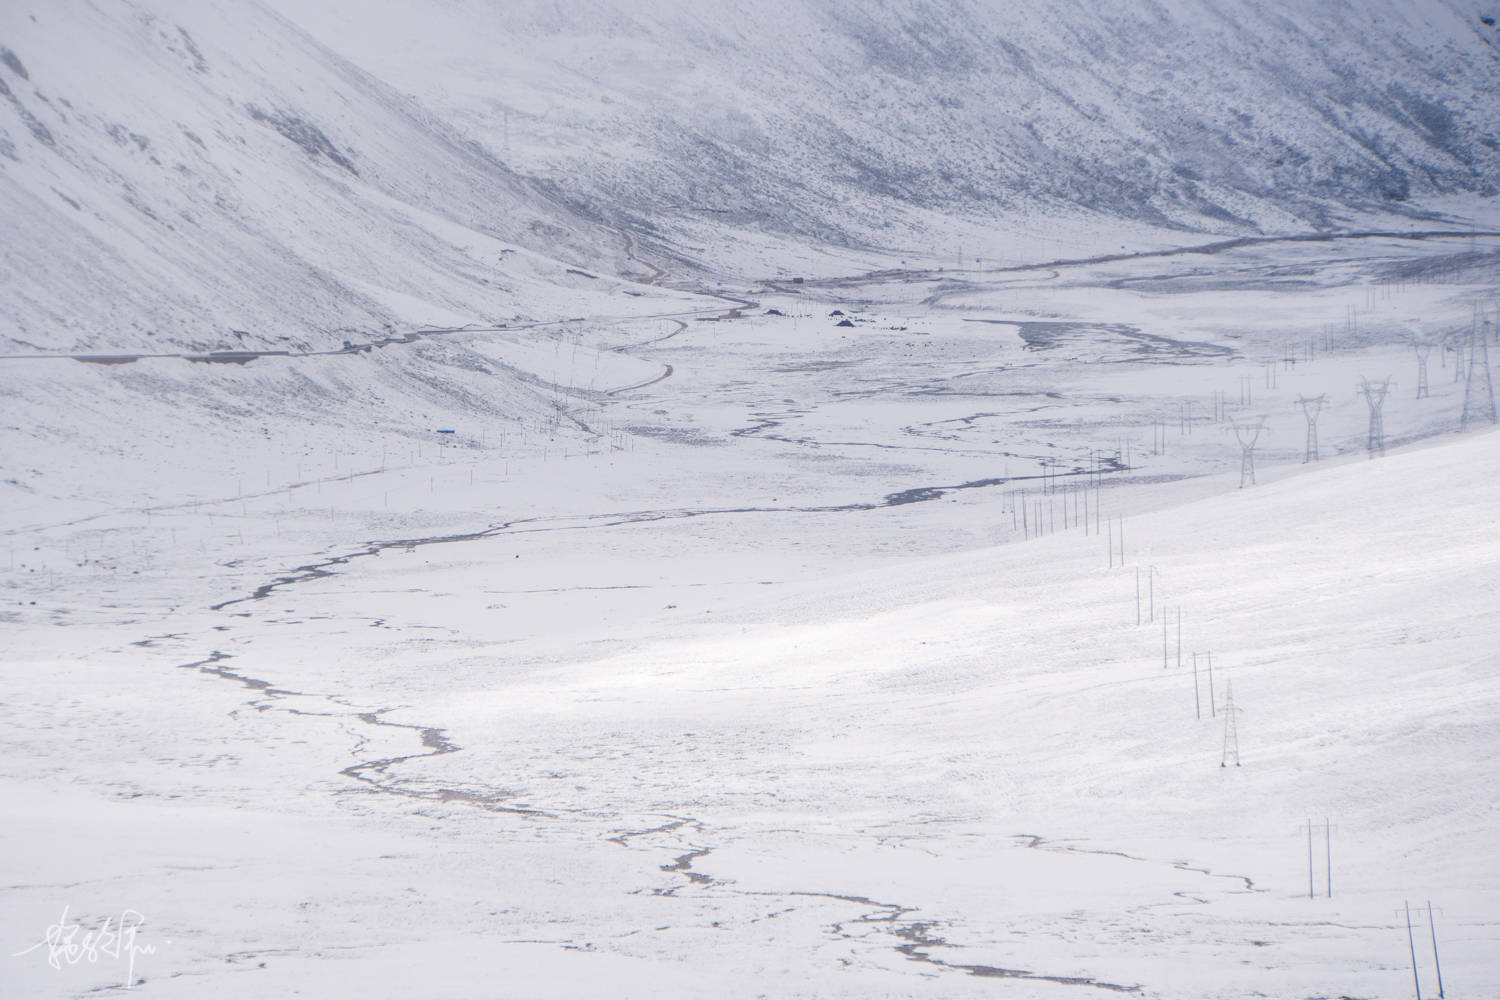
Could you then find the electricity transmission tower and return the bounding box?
[1220,681,1242,767]
[1357,376,1393,458]
[1461,313,1497,429]
[1413,342,1433,398]
[1295,395,1326,462]
[1228,418,1267,487]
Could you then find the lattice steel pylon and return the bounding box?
[1357,376,1393,458]
[1414,342,1433,398]
[1295,395,1326,462]
[1220,680,1242,767]
[1461,314,1497,429]
[1228,418,1267,487]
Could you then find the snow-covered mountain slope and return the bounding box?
[5,1,1497,351]
[0,0,657,355]
[268,0,1500,272]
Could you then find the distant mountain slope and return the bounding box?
[0,0,644,354]
[5,0,1497,352]
[266,0,1500,270]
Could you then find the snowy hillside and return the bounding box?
[0,0,655,355]
[270,0,1500,272]
[4,405,1497,998]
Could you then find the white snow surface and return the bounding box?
[2,2,1500,998]
[4,232,1499,996]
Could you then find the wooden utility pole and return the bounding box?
[1404,901,1422,1000]
[1193,653,1201,720]
[1207,651,1215,717]
[1426,902,1444,999]
[1325,818,1332,898]
[1307,819,1315,899]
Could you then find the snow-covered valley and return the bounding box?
[3,2,1499,998]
